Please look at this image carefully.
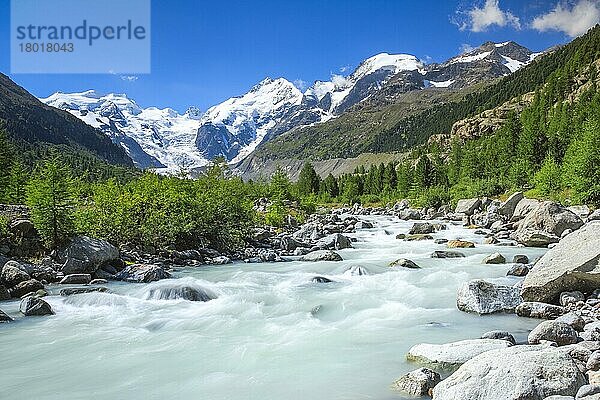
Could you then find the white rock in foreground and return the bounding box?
[433,345,586,400]
[407,339,512,370]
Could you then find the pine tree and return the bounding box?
[7,158,28,204]
[0,129,13,203]
[26,155,76,248]
[297,162,320,195]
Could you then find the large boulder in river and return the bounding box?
[59,236,120,274]
[457,279,522,315]
[145,283,216,302]
[455,198,481,216]
[9,279,43,298]
[115,264,171,283]
[521,222,600,303]
[407,339,512,370]
[19,296,54,316]
[432,345,586,400]
[514,202,583,247]
[300,250,343,262]
[317,233,352,250]
[511,198,542,221]
[409,222,435,235]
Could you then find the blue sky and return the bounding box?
[0,0,598,112]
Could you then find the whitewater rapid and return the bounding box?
[0,215,547,400]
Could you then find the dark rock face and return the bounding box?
[409,222,435,235]
[19,296,54,316]
[9,279,44,298]
[0,285,10,300]
[115,264,171,283]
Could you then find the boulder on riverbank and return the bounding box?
[389,258,420,269]
[528,321,579,346]
[514,202,584,247]
[407,339,512,370]
[392,367,441,396]
[482,253,506,264]
[516,302,565,319]
[432,345,586,400]
[521,222,600,303]
[457,279,522,315]
[59,236,120,275]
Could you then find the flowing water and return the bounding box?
[1,216,547,400]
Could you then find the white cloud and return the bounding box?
[455,0,521,32]
[331,74,351,89]
[339,65,351,73]
[120,75,139,82]
[532,0,600,37]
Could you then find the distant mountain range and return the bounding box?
[36,41,541,173]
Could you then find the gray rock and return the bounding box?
[512,198,542,221]
[311,276,334,284]
[0,261,31,287]
[317,233,352,250]
[145,284,215,302]
[516,302,565,319]
[587,351,600,371]
[0,308,12,322]
[9,279,44,298]
[354,220,373,229]
[115,264,171,283]
[389,258,420,269]
[507,264,530,277]
[513,254,530,264]
[528,321,579,346]
[398,209,422,220]
[59,274,92,285]
[457,279,522,315]
[481,330,516,345]
[9,219,36,238]
[521,222,600,303]
[498,192,524,219]
[59,236,120,274]
[409,222,435,235]
[555,312,586,331]
[589,210,600,222]
[60,287,108,296]
[514,202,584,247]
[560,291,585,307]
[407,339,512,370]
[300,250,343,262]
[455,198,481,216]
[19,296,54,316]
[569,205,591,220]
[392,367,441,396]
[577,385,600,399]
[432,345,585,400]
[90,279,108,285]
[431,250,465,259]
[482,253,506,264]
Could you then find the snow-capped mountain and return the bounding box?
[196,78,303,163]
[424,41,540,89]
[41,91,206,172]
[197,53,425,161]
[41,41,541,171]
